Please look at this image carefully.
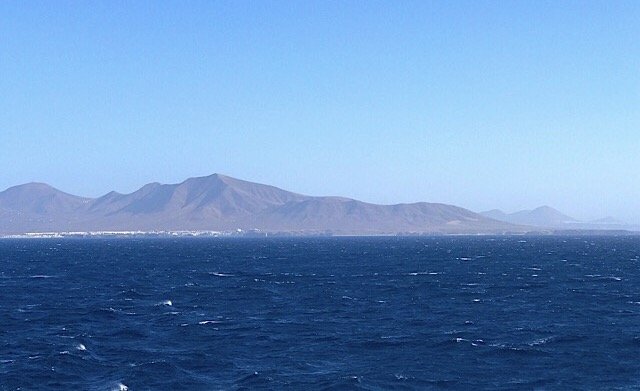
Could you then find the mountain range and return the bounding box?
[0,173,521,235]
[480,206,631,230]
[1,174,635,235]
[480,206,577,227]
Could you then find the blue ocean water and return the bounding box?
[1,236,640,390]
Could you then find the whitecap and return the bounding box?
[455,337,468,343]
[198,320,220,325]
[76,343,87,351]
[470,340,485,347]
[159,300,172,306]
[209,272,233,277]
[529,337,554,346]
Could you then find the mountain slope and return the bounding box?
[480,206,576,228]
[0,174,520,234]
[0,183,89,214]
[0,183,91,233]
[244,198,505,233]
[508,206,577,227]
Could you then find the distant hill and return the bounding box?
[480,206,631,230]
[480,206,577,227]
[0,183,91,232]
[0,174,521,235]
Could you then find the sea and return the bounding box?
[1,236,640,390]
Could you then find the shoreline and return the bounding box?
[1,229,638,239]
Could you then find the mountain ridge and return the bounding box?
[480,206,630,230]
[0,173,520,235]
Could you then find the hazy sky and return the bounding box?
[1,1,638,222]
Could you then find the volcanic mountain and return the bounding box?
[0,173,521,235]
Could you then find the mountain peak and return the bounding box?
[5,182,57,192]
[528,206,576,221]
[1,182,83,199]
[208,173,230,180]
[480,205,577,228]
[0,182,88,218]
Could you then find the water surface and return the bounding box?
[1,236,640,390]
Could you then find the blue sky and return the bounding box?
[1,1,638,222]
